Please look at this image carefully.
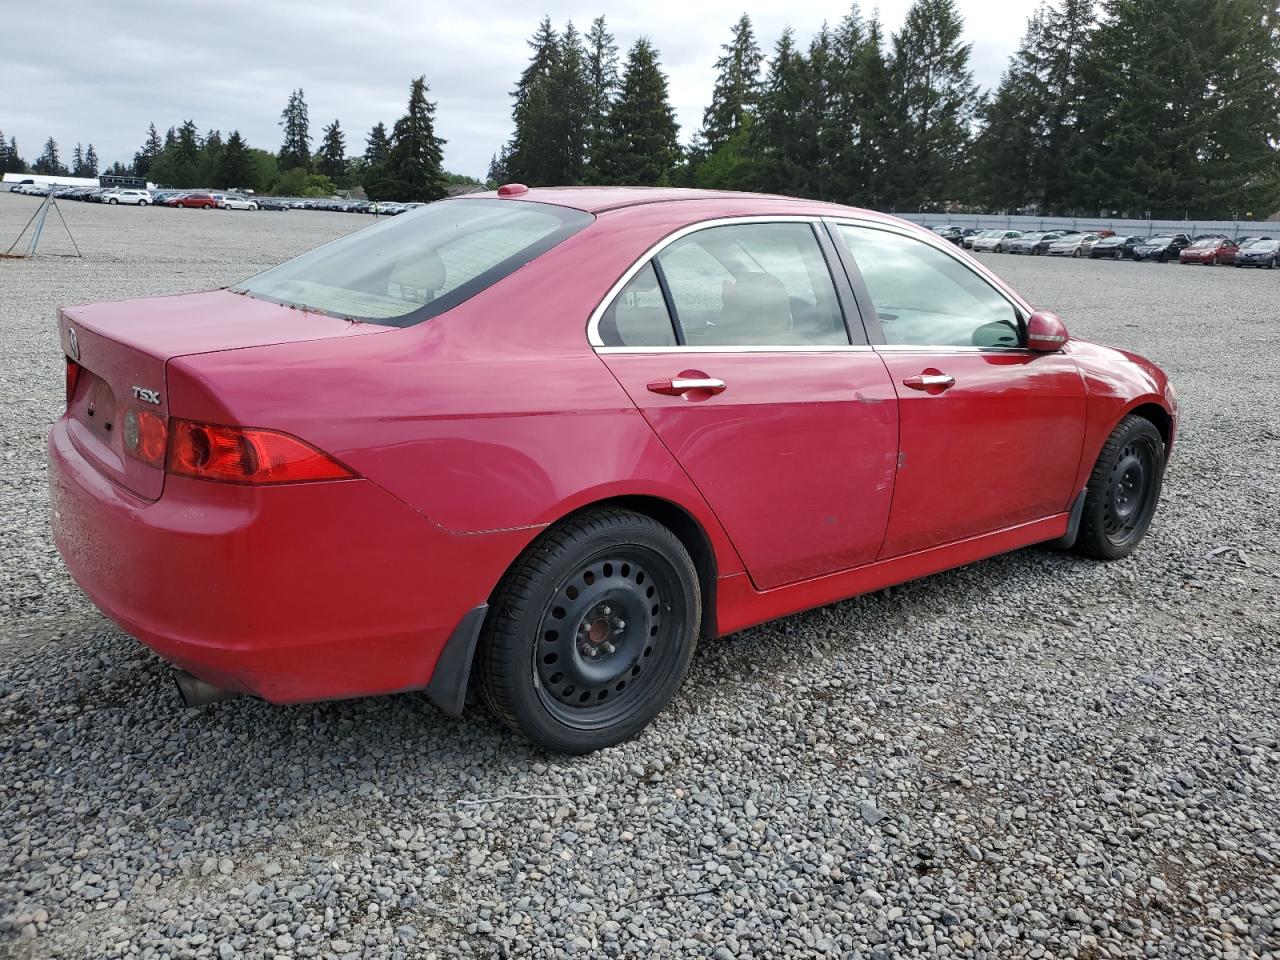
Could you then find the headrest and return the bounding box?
[389,250,446,301]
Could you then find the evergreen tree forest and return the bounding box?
[6,0,1278,216]
[498,1,1280,218]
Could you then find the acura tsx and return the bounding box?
[48,186,1177,753]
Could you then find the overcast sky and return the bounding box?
[2,1,1025,179]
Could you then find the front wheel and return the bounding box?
[139,199,148,206]
[476,508,700,753]
[1114,250,1123,261]
[1076,415,1165,561]
[1071,248,1081,258]
[994,244,1004,254]
[108,198,118,204]
[1270,257,1277,270]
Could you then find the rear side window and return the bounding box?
[598,263,677,347]
[233,198,592,326]
[656,222,849,347]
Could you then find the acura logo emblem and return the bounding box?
[67,326,80,362]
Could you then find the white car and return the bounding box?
[104,189,152,206]
[1047,233,1103,257]
[969,229,1023,253]
[214,194,259,210]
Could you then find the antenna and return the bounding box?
[2,188,83,259]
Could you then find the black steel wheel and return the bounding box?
[476,508,700,753]
[1076,415,1165,561]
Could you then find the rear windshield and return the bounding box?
[232,198,593,326]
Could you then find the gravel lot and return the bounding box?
[1,192,1278,960]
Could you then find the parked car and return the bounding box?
[104,189,152,206]
[970,229,1023,253]
[1220,237,1273,265]
[1131,234,1191,263]
[215,193,259,211]
[1006,231,1072,256]
[1231,238,1279,269]
[47,187,1177,753]
[1090,235,1143,260]
[931,225,964,245]
[1178,237,1236,265]
[173,192,218,209]
[1047,233,1103,258]
[255,197,291,211]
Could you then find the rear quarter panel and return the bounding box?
[166,207,758,578]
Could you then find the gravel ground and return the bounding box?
[1,192,1278,960]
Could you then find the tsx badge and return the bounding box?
[132,386,161,405]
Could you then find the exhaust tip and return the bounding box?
[173,669,240,707]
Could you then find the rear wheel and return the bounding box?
[1076,415,1165,561]
[476,508,700,754]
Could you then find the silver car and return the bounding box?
[969,230,1023,253]
[1047,233,1103,257]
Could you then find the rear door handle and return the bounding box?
[647,376,727,396]
[902,373,955,391]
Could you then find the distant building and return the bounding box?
[2,172,157,191]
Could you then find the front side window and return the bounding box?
[234,198,592,326]
[837,225,1021,349]
[653,222,849,347]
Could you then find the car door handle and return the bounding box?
[646,376,727,396]
[902,373,955,391]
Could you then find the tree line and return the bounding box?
[495,0,1280,218]
[6,0,1278,217]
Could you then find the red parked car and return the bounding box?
[48,187,1178,753]
[172,192,218,209]
[1178,236,1236,265]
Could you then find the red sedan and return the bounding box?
[48,187,1177,753]
[1178,237,1236,265]
[172,192,218,209]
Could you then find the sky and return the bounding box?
[1,1,1026,180]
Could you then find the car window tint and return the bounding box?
[838,225,1020,349]
[597,263,677,347]
[656,223,848,347]
[233,199,592,327]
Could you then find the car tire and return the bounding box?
[204,203,214,209]
[1075,415,1165,562]
[108,198,118,204]
[1159,252,1168,263]
[1071,248,1081,258]
[139,200,148,206]
[476,508,701,754]
[1114,250,1123,261]
[1209,255,1217,266]
[994,244,1003,254]
[1270,257,1277,270]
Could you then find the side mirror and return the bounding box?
[1026,310,1070,352]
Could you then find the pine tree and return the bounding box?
[852,15,896,207]
[83,144,99,178]
[218,130,253,189]
[201,130,224,185]
[1077,0,1280,217]
[4,136,25,174]
[506,17,564,184]
[592,39,681,185]
[316,120,347,183]
[883,0,978,209]
[71,144,84,177]
[34,138,64,175]
[278,88,312,172]
[362,122,392,196]
[133,123,163,176]
[549,22,591,184]
[752,28,810,195]
[583,16,620,177]
[381,76,447,202]
[700,14,765,152]
[164,127,177,150]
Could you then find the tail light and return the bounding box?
[65,358,81,406]
[167,419,355,485]
[123,408,168,467]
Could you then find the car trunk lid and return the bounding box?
[58,289,390,500]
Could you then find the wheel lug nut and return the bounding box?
[602,605,611,615]
[602,642,615,654]
[614,619,625,630]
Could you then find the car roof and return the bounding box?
[457,185,899,223]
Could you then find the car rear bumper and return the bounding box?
[48,417,524,705]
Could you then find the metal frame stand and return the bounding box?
[2,190,82,258]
